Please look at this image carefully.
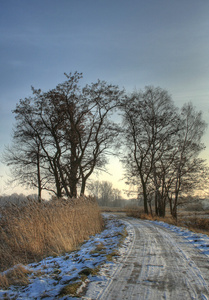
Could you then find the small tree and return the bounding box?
[2,98,48,201]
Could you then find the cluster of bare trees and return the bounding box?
[88,180,122,207]
[121,86,208,219]
[3,72,123,200]
[3,74,208,218]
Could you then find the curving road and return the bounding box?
[97,217,209,300]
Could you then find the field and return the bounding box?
[123,206,209,234]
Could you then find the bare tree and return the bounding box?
[88,180,122,207]
[122,87,208,219]
[166,102,208,219]
[3,72,123,199]
[2,98,48,201]
[79,80,123,195]
[121,86,178,215]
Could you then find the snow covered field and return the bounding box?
[1,214,209,299]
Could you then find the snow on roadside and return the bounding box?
[151,220,209,257]
[0,214,134,300]
[84,216,134,300]
[2,214,209,299]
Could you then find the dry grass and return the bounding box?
[183,217,209,233]
[106,250,119,261]
[0,195,103,287]
[126,207,209,234]
[79,266,100,277]
[0,265,31,289]
[126,206,145,219]
[100,207,128,213]
[59,281,83,297]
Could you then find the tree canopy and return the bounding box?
[3,72,124,199]
[121,86,208,218]
[3,78,208,218]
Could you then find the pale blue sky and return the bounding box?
[0,0,209,195]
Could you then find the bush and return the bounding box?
[126,206,147,219]
[186,217,209,231]
[185,203,204,212]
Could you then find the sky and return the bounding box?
[0,0,209,197]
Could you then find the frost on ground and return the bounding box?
[96,218,209,300]
[1,215,209,300]
[151,220,209,257]
[0,214,133,300]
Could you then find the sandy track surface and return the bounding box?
[98,217,209,300]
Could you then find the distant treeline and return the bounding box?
[0,193,38,207]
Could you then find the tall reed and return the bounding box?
[0,196,103,273]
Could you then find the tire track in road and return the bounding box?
[98,218,209,300]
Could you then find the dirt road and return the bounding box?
[96,217,209,300]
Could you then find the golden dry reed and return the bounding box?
[0,196,103,274]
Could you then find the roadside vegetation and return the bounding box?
[126,206,209,234]
[0,196,103,280]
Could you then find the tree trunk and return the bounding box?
[70,180,77,198]
[69,135,78,198]
[148,200,153,217]
[80,176,86,195]
[155,193,159,216]
[157,194,165,217]
[53,160,62,198]
[171,195,178,222]
[57,161,71,197]
[141,178,148,214]
[36,150,42,202]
